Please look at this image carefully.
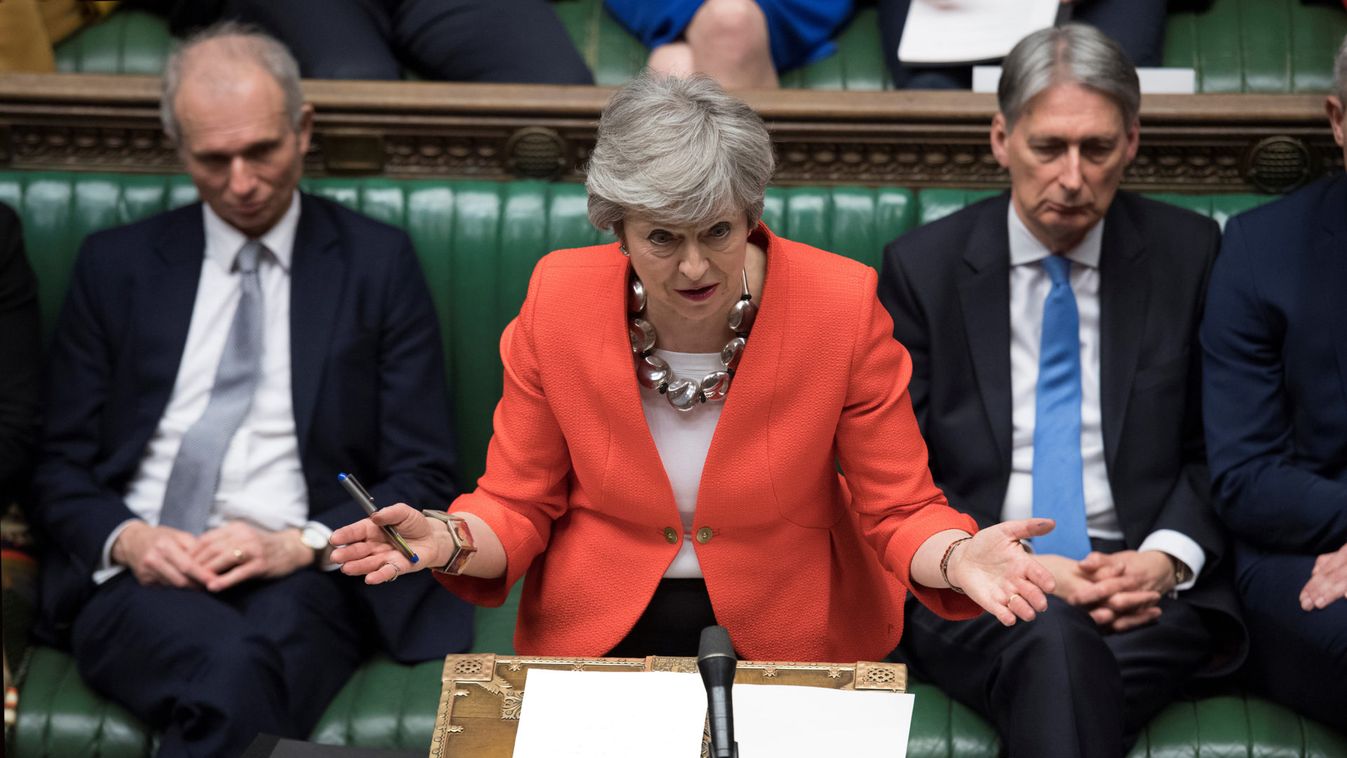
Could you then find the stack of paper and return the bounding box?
[512,668,916,758]
[897,0,1062,65]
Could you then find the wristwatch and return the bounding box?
[421,510,477,575]
[1166,554,1194,596]
[300,523,332,567]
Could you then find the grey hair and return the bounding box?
[1335,33,1347,105]
[999,24,1140,131]
[585,72,775,233]
[160,22,304,144]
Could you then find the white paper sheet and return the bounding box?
[897,0,1061,65]
[972,65,1198,94]
[511,669,917,758]
[735,685,915,758]
[511,669,706,758]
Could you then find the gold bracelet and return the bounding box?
[940,536,974,594]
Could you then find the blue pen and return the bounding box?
[338,472,419,564]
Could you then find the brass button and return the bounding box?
[695,527,714,544]
[663,527,679,544]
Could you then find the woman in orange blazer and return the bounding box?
[333,73,1056,662]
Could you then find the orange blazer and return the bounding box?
[440,226,980,662]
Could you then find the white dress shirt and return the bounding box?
[97,193,323,582]
[1002,204,1203,588]
[641,349,725,579]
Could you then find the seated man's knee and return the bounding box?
[1008,595,1108,658]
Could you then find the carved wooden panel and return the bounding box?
[2,74,1339,193]
[430,654,908,758]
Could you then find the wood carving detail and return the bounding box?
[4,75,1340,194]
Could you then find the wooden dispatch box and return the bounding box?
[428,653,909,757]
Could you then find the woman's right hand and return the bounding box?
[330,503,446,585]
[947,518,1058,626]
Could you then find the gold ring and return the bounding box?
[232,548,245,562]
[1007,594,1022,606]
[384,562,400,582]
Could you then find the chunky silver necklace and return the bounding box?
[628,270,758,413]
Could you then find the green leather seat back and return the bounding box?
[552,0,649,87]
[51,0,1347,92]
[53,9,174,75]
[1165,0,1347,93]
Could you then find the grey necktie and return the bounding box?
[160,240,265,534]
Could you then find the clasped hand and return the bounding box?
[1300,542,1347,611]
[113,520,312,592]
[1036,550,1175,632]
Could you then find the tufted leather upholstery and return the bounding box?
[52,0,1347,92]
[1164,0,1347,93]
[4,170,1345,757]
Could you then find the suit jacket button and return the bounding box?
[663,527,679,544]
[695,527,714,544]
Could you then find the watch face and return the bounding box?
[301,528,328,551]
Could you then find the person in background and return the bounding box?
[878,0,1168,90]
[31,25,471,757]
[0,0,119,73]
[0,203,43,706]
[879,24,1245,758]
[606,0,853,88]
[332,72,1057,665]
[0,203,41,508]
[227,0,593,84]
[1200,32,1347,735]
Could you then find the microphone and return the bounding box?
[697,625,739,758]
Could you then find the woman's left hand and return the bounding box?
[947,518,1058,626]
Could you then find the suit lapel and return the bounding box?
[1098,195,1149,471]
[289,194,345,450]
[1321,177,1347,405]
[138,207,207,429]
[957,196,1014,466]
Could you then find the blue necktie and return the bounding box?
[160,241,265,534]
[1031,255,1091,559]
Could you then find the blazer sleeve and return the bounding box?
[32,238,142,570]
[877,238,979,519]
[877,241,935,434]
[355,233,459,526]
[839,266,982,620]
[1202,216,1347,553]
[439,256,573,606]
[1140,218,1227,570]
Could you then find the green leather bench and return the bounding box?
[4,171,1346,757]
[53,0,1347,93]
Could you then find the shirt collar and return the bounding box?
[202,190,301,272]
[1007,201,1103,270]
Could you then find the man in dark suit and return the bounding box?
[1200,34,1347,733]
[0,203,40,507]
[32,25,471,758]
[879,25,1244,758]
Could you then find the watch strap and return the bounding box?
[421,510,477,575]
